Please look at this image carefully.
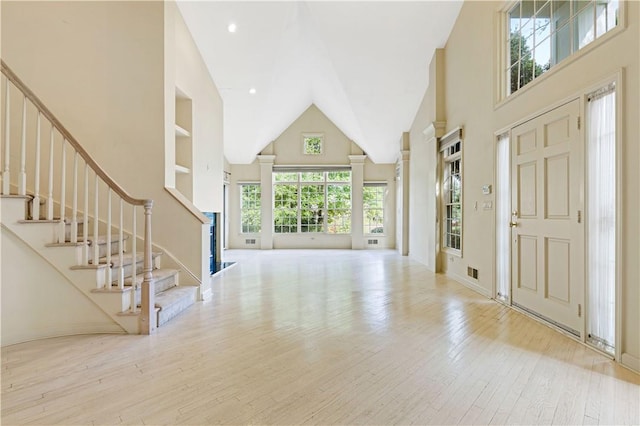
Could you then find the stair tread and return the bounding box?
[154,286,197,309]
[70,234,130,245]
[1,194,33,199]
[19,215,84,223]
[90,251,162,266]
[120,268,179,286]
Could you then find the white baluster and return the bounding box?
[70,151,78,243]
[106,188,112,289]
[46,126,54,220]
[93,173,99,265]
[32,112,41,220]
[117,198,124,290]
[83,162,89,264]
[58,140,66,243]
[131,205,137,313]
[18,95,26,195]
[2,77,10,195]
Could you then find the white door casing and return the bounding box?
[511,99,584,336]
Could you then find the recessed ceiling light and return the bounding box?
[227,23,237,33]
[249,88,257,95]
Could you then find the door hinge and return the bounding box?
[578,304,582,317]
[577,117,581,130]
[577,210,582,223]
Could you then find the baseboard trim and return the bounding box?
[445,271,491,298]
[621,353,640,373]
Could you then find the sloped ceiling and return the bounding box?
[176,1,463,164]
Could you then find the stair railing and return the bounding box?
[1,60,156,334]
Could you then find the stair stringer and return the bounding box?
[1,199,141,334]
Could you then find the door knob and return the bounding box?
[509,221,518,228]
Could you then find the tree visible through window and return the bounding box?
[363,184,385,234]
[443,143,461,251]
[440,128,463,254]
[303,135,323,155]
[240,184,261,233]
[273,170,351,234]
[507,0,619,95]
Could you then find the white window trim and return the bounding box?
[239,182,261,235]
[495,0,627,106]
[582,71,623,363]
[363,182,387,236]
[272,169,352,235]
[439,127,463,257]
[302,133,324,156]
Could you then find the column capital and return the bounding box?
[257,155,276,165]
[399,150,410,162]
[348,155,367,165]
[422,121,447,141]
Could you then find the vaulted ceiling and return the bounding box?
[176,1,463,164]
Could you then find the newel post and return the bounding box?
[140,200,156,334]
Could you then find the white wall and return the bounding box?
[408,0,640,370]
[1,228,123,346]
[409,49,445,271]
[165,2,224,213]
[228,104,396,250]
[1,1,224,296]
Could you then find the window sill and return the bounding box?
[442,247,462,258]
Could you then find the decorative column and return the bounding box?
[349,155,366,249]
[423,121,446,272]
[257,155,276,249]
[398,149,410,256]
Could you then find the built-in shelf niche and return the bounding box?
[175,87,193,200]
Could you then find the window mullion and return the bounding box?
[297,174,301,233]
[324,173,328,233]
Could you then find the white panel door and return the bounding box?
[511,99,584,336]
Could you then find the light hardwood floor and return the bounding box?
[2,250,639,425]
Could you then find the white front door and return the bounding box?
[511,99,584,336]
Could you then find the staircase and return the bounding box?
[1,60,197,335]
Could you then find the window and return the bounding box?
[303,134,323,155]
[440,128,463,253]
[301,184,324,233]
[240,184,261,233]
[273,169,351,234]
[363,184,385,234]
[327,171,351,234]
[274,179,298,234]
[506,0,619,95]
[586,82,616,355]
[496,133,510,302]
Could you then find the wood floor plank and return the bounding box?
[2,249,639,425]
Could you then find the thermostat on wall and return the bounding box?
[482,184,492,195]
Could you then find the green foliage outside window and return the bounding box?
[507,0,619,95]
[301,185,325,233]
[273,171,351,234]
[274,184,298,233]
[363,186,384,234]
[327,184,351,234]
[303,137,323,155]
[240,184,261,233]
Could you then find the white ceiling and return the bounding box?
[176,1,463,164]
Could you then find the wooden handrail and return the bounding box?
[1,60,150,207]
[2,59,156,334]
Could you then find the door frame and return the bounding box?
[493,70,623,361]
